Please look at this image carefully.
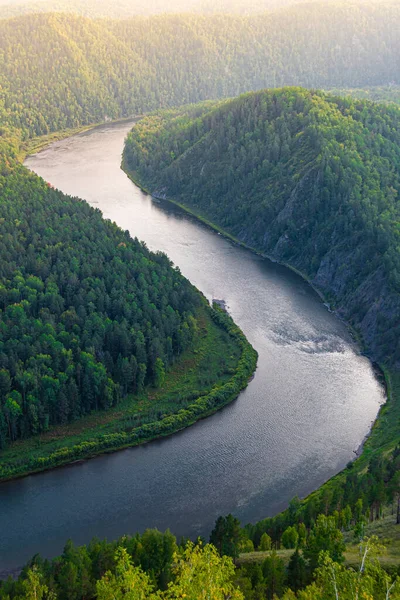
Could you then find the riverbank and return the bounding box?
[0,122,259,481]
[19,116,142,161]
[122,161,398,490]
[0,295,257,483]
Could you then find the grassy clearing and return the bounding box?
[239,512,400,570]
[238,549,293,567]
[0,304,245,480]
[344,511,400,569]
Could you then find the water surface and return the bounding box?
[0,122,384,573]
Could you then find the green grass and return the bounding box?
[239,512,400,570]
[344,512,400,570]
[238,549,293,567]
[0,304,244,480]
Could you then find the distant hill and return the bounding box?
[124,88,400,365]
[1,4,400,137]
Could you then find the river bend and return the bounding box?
[0,121,385,573]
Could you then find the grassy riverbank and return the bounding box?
[0,303,257,482]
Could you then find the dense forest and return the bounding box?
[0,142,201,442]
[2,508,400,598]
[0,136,204,448]
[329,85,400,107]
[124,88,400,366]
[1,3,400,137]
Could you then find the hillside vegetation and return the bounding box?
[124,88,400,366]
[0,133,257,475]
[1,4,400,137]
[118,86,400,598]
[123,90,400,581]
[2,517,400,599]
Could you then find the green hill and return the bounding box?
[1,4,400,137]
[123,88,400,366]
[122,87,400,598]
[0,134,257,478]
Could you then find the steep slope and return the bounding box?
[0,13,154,137]
[123,88,400,365]
[1,4,400,136]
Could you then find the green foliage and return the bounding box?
[124,87,400,365]
[165,541,244,599]
[328,85,400,107]
[303,515,346,572]
[210,514,243,560]
[1,537,244,600]
[287,549,307,593]
[259,533,272,552]
[0,142,203,450]
[2,3,400,137]
[281,526,299,549]
[261,551,286,599]
[96,548,158,600]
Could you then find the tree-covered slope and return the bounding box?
[0,138,202,447]
[123,88,400,366]
[0,13,154,137]
[1,3,400,137]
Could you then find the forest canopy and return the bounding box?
[0,139,204,447]
[1,3,400,137]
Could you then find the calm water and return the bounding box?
[0,122,384,574]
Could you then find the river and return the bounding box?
[0,121,385,573]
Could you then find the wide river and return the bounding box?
[0,121,385,573]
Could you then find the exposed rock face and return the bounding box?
[232,200,400,367]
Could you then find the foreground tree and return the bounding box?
[96,542,243,600]
[210,514,242,560]
[165,542,243,600]
[96,548,158,600]
[304,515,345,573]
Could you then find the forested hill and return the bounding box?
[1,3,400,137]
[0,138,203,448]
[124,88,400,366]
